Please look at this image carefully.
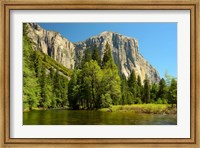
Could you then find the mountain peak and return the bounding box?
[100,31,114,35]
[25,23,160,83]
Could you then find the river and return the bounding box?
[23,110,176,125]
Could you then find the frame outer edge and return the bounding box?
[0,1,5,148]
[2,0,200,5]
[196,1,200,148]
[1,0,200,147]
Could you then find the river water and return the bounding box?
[23,110,177,125]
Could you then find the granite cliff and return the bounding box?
[25,23,160,83]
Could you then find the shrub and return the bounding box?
[157,98,163,104]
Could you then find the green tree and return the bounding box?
[150,83,159,103]
[83,47,92,64]
[102,42,112,68]
[143,75,151,103]
[128,70,137,103]
[81,60,102,109]
[168,78,177,106]
[101,43,121,105]
[68,70,81,109]
[100,93,112,108]
[157,78,168,103]
[60,76,69,107]
[39,65,52,108]
[49,68,57,108]
[136,75,142,97]
[101,57,121,105]
[53,70,64,107]
[120,75,129,105]
[92,45,101,65]
[32,51,43,78]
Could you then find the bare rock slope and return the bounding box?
[26,23,160,83]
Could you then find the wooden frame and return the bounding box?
[0,0,199,147]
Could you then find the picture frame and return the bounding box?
[0,0,199,147]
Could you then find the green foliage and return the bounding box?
[40,52,72,77]
[136,75,143,98]
[92,45,101,65]
[68,43,121,110]
[23,64,41,110]
[102,64,121,105]
[150,83,159,102]
[83,48,92,63]
[120,75,130,105]
[101,93,112,108]
[102,42,112,68]
[143,75,151,103]
[68,41,177,110]
[157,78,168,100]
[23,36,41,111]
[168,78,177,105]
[135,98,143,104]
[156,98,163,104]
[99,104,176,115]
[23,26,69,111]
[82,60,102,109]
[68,70,81,109]
[128,70,137,102]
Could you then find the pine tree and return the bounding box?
[60,76,69,107]
[150,83,159,103]
[136,75,143,104]
[143,75,151,103]
[39,65,50,108]
[120,75,132,105]
[168,78,177,106]
[92,45,101,65]
[101,54,121,105]
[68,70,81,109]
[157,78,167,103]
[102,42,112,68]
[83,47,92,63]
[128,70,137,103]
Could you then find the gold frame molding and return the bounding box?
[0,0,199,147]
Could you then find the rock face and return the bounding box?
[26,23,75,69]
[26,23,160,83]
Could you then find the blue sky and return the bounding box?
[38,23,177,78]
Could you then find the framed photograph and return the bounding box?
[0,0,199,147]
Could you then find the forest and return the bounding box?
[23,25,177,112]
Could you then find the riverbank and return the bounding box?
[23,107,68,112]
[99,104,177,115]
[24,104,177,115]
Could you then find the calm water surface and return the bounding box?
[23,110,177,125]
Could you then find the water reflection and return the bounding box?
[23,110,177,125]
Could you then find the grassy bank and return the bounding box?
[24,104,177,115]
[23,107,69,112]
[99,104,177,114]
